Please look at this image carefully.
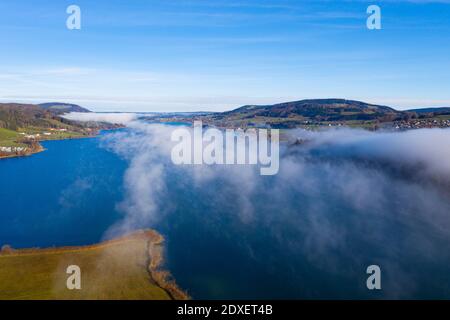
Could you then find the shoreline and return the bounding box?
[0,126,124,160]
[0,133,97,160]
[0,229,188,300]
[147,232,191,300]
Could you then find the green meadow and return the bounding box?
[0,232,172,300]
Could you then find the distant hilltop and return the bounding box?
[407,107,450,114]
[38,102,91,114]
[223,99,401,122]
[0,102,91,131]
[1,98,450,131]
[146,98,450,130]
[202,98,450,128]
[222,98,450,120]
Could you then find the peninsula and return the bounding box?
[0,230,189,300]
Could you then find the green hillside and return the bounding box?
[0,103,97,157]
[0,103,85,131]
[0,128,25,147]
[38,102,91,114]
[212,99,408,127]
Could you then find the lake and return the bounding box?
[1,126,450,299]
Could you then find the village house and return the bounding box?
[0,146,27,153]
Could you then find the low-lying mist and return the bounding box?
[101,123,450,299]
[63,112,143,124]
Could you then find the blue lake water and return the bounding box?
[1,128,450,299]
[0,135,126,248]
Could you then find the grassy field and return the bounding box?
[0,128,26,147]
[0,126,89,158]
[0,230,175,300]
[17,126,88,139]
[435,114,450,120]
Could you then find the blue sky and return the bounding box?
[0,0,449,112]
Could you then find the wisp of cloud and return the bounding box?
[100,123,450,299]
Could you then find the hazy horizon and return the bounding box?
[1,97,449,114]
[1,0,450,112]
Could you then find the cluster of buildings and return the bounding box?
[20,132,41,139]
[392,118,450,130]
[18,128,68,140]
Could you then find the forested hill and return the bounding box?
[38,102,91,114]
[222,99,402,122]
[0,103,84,131]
